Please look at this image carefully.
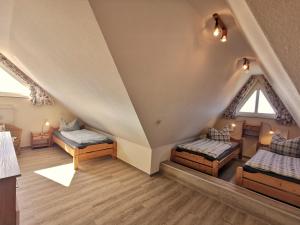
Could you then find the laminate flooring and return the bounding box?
[17,147,269,225]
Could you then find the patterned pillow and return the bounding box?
[208,127,230,142]
[270,133,300,158]
[59,119,81,131]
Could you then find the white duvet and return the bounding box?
[60,129,108,144]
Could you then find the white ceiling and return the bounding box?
[227,0,300,126]
[0,0,150,147]
[0,0,297,152]
[89,0,256,148]
[246,0,300,93]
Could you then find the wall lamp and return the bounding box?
[230,123,236,132]
[265,122,274,135]
[212,13,227,42]
[242,58,250,71]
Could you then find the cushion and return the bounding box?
[270,133,300,158]
[208,126,230,142]
[59,118,81,131]
[0,124,5,131]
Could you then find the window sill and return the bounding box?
[237,113,275,119]
[0,92,30,99]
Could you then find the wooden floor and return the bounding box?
[219,159,245,183]
[17,147,268,225]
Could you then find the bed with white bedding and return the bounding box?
[51,128,116,170]
[236,148,300,207]
[171,138,241,177]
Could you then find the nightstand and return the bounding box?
[31,132,51,149]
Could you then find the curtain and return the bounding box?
[0,53,54,105]
[223,75,295,125]
[223,75,257,119]
[260,76,294,125]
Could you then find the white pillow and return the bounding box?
[0,124,5,132]
[59,119,81,131]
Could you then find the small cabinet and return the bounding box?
[31,132,51,148]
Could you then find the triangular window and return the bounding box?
[257,91,275,114]
[240,90,257,113]
[238,87,275,118]
[0,66,30,97]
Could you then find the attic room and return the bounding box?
[0,0,299,225]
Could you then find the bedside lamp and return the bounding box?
[230,123,236,132]
[41,120,50,135]
[265,123,274,135]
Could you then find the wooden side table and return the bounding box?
[31,132,51,149]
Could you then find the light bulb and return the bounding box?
[45,121,50,126]
[213,26,221,37]
[231,123,236,128]
[242,58,250,71]
[269,130,274,135]
[243,64,249,71]
[220,34,227,42]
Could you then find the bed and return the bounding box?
[51,127,117,170]
[171,137,242,177]
[236,148,300,207]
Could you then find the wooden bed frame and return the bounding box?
[236,166,300,207]
[51,128,117,170]
[236,142,300,207]
[171,138,242,177]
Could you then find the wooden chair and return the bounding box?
[4,124,22,155]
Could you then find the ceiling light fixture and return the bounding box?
[220,30,227,42]
[212,13,227,42]
[242,58,250,71]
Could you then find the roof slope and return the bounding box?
[89,0,255,148]
[0,0,150,147]
[227,0,300,126]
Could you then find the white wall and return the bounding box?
[89,0,255,149]
[116,137,152,174]
[0,0,152,173]
[0,96,74,147]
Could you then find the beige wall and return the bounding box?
[0,96,74,147]
[216,117,300,158]
[116,137,152,174]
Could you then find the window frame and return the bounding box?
[237,84,276,119]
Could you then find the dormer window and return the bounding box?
[237,87,275,118]
[0,66,30,97]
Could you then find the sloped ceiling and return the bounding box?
[227,0,300,126]
[89,0,256,148]
[246,0,300,93]
[0,0,150,147]
[0,0,264,151]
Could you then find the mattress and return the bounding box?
[176,139,239,161]
[61,129,108,144]
[53,130,113,149]
[244,149,300,184]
